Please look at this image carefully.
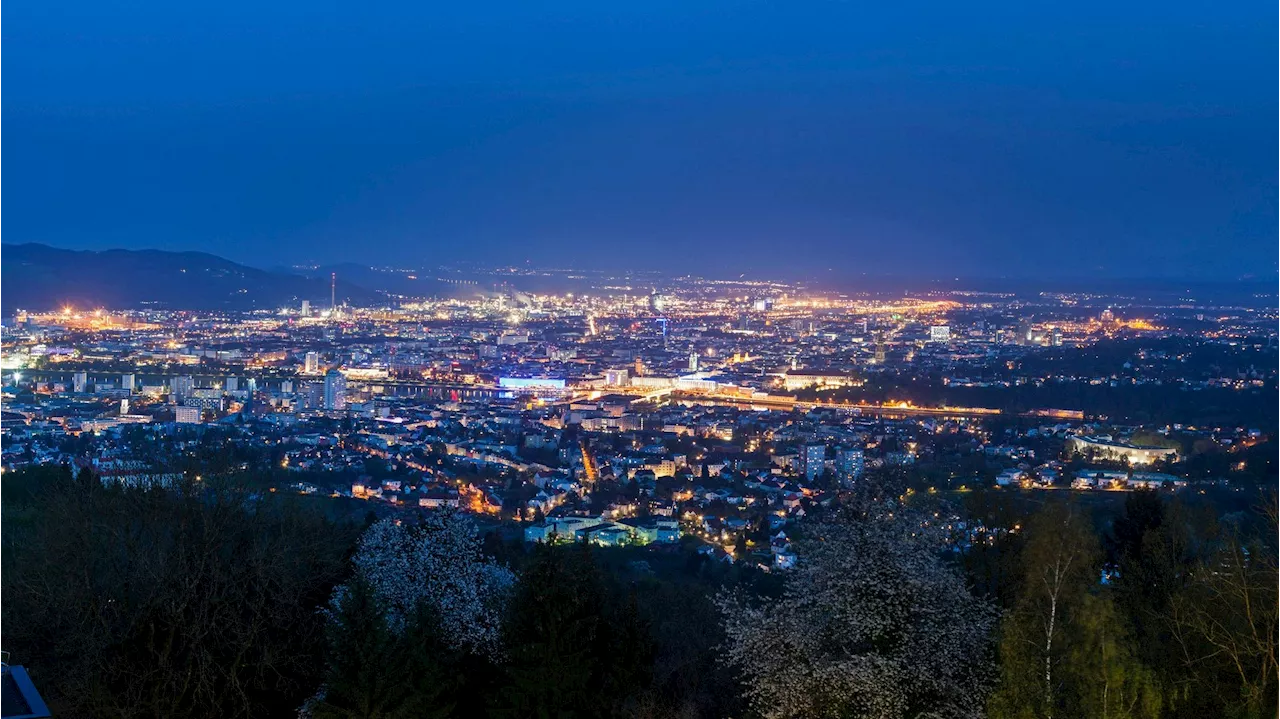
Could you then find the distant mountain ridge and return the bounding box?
[2,243,380,311]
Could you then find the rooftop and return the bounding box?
[1,665,50,719]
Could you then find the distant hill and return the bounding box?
[2,244,380,311]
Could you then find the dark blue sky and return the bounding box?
[5,0,1275,279]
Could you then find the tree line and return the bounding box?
[2,465,1274,718]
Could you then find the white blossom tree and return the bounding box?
[718,507,997,719]
[337,511,515,659]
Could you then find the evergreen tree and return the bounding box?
[493,544,653,719]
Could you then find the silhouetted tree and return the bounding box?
[493,544,653,719]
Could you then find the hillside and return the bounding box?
[2,244,380,311]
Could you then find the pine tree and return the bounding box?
[493,544,654,719]
[310,578,416,719]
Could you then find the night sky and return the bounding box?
[4,0,1275,279]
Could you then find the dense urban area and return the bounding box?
[2,267,1276,718]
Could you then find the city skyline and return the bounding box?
[4,2,1277,717]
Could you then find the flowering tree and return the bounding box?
[302,511,516,717]
[341,512,515,658]
[718,506,997,719]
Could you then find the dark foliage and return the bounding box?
[491,543,654,719]
[2,465,358,718]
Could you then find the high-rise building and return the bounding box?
[121,373,136,392]
[929,325,952,343]
[1100,308,1115,323]
[688,352,700,372]
[73,372,88,394]
[175,406,201,424]
[301,300,311,317]
[1051,328,1063,347]
[836,448,865,481]
[323,369,347,411]
[171,375,195,402]
[280,379,294,394]
[120,398,130,415]
[633,357,645,377]
[605,369,630,386]
[801,444,826,480]
[226,376,239,392]
[304,352,319,374]
[1017,319,1034,346]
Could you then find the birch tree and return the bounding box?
[989,501,1158,719]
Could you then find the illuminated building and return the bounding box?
[1065,436,1176,465]
[304,352,319,374]
[836,448,865,481]
[929,325,951,343]
[1017,319,1034,345]
[323,369,348,411]
[801,444,826,480]
[688,352,700,372]
[170,375,195,401]
[73,372,88,394]
[174,406,201,424]
[782,370,859,392]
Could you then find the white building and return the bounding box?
[929,325,952,343]
[1066,436,1177,465]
